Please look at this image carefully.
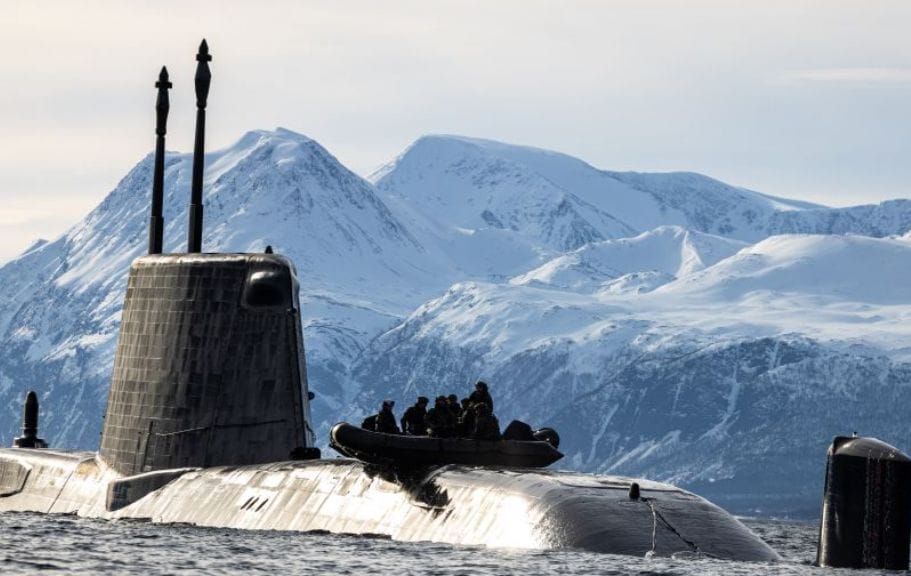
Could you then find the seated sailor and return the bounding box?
[469,380,493,411]
[375,399,401,434]
[446,394,461,420]
[360,413,377,431]
[425,395,456,437]
[472,402,501,441]
[401,396,429,435]
[456,398,476,437]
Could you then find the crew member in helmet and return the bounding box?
[375,399,401,434]
[472,402,501,441]
[425,395,456,437]
[457,398,475,437]
[360,414,377,431]
[469,381,493,412]
[401,396,429,435]
[447,394,461,420]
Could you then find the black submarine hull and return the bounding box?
[0,447,780,561]
[329,423,563,468]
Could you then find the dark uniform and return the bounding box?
[457,398,475,437]
[472,402,501,441]
[447,394,461,421]
[401,396,429,435]
[425,396,456,437]
[360,414,377,430]
[375,400,401,434]
[468,381,493,412]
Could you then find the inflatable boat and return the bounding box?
[329,422,564,468]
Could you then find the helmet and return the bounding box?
[476,381,488,390]
[382,399,395,409]
[417,396,429,405]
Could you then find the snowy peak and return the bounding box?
[511,226,746,293]
[660,233,911,305]
[371,134,601,183]
[0,128,458,451]
[201,129,420,256]
[376,135,847,252]
[375,134,638,253]
[55,128,435,299]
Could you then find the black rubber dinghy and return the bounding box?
[329,422,563,468]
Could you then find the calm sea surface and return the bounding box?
[0,512,901,575]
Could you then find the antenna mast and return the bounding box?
[187,39,211,253]
[148,66,171,254]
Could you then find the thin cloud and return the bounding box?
[782,67,911,84]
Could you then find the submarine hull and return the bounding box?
[0,448,780,561]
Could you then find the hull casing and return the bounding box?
[0,448,780,561]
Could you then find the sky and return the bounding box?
[1,0,910,260]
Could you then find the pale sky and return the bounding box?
[2,1,910,261]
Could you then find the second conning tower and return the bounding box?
[99,41,315,476]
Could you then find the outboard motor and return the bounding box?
[816,436,911,570]
[533,427,560,449]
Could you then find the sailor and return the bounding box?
[447,394,461,420]
[456,398,475,437]
[360,413,377,431]
[374,400,401,434]
[469,380,494,411]
[401,396,429,435]
[425,395,456,437]
[472,402,501,441]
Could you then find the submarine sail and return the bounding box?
[99,253,315,475]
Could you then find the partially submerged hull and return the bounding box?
[0,447,780,561]
[329,422,563,468]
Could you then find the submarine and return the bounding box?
[0,41,781,562]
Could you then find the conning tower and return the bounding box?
[99,41,315,476]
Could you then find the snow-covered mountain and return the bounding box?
[348,234,911,515]
[510,226,746,293]
[2,128,910,516]
[0,129,456,447]
[375,135,911,248]
[372,136,815,249]
[659,234,911,306]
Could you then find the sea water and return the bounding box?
[0,512,898,575]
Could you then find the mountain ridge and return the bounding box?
[2,128,911,516]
